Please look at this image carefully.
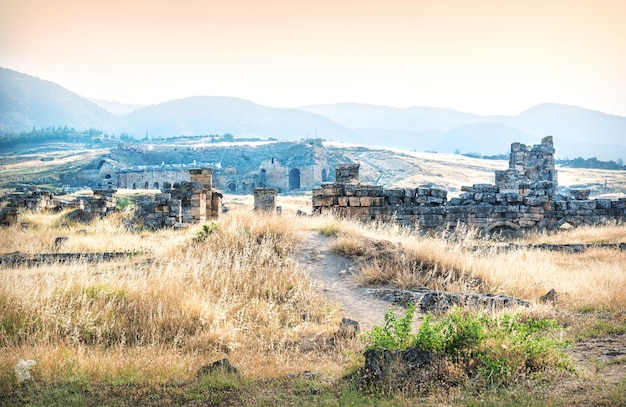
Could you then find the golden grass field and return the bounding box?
[1,194,625,405]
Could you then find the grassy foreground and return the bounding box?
[1,196,625,405]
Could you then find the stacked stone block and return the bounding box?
[312,137,626,234]
[253,188,278,211]
[495,136,558,196]
[79,189,117,220]
[0,188,55,212]
[140,168,222,228]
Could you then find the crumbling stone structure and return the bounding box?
[0,187,117,225]
[253,188,278,211]
[313,137,626,234]
[73,190,117,221]
[0,187,55,212]
[138,168,222,228]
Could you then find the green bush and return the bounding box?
[367,302,416,350]
[115,196,133,211]
[194,222,220,242]
[366,306,570,387]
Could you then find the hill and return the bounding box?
[121,96,355,140]
[0,68,120,134]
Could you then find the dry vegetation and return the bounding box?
[1,197,625,405]
[327,219,626,312]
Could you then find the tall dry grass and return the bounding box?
[0,206,345,387]
[1,200,624,389]
[320,216,626,312]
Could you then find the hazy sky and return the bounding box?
[1,0,625,115]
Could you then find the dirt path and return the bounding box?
[294,230,397,330]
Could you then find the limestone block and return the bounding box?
[579,201,596,210]
[312,196,336,207]
[348,197,361,207]
[360,196,372,207]
[338,196,349,207]
[524,197,542,206]
[417,187,430,196]
[431,189,447,199]
[371,197,383,207]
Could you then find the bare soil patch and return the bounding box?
[294,230,399,330]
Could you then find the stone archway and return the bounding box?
[228,182,237,192]
[289,168,301,190]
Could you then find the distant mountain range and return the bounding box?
[1,67,625,160]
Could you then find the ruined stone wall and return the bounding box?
[0,188,55,211]
[117,168,190,190]
[495,136,558,196]
[253,188,278,211]
[77,190,117,221]
[139,168,222,228]
[313,138,626,234]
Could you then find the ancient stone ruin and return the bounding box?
[313,137,626,234]
[0,186,117,225]
[137,168,222,228]
[253,188,278,211]
[92,140,332,194]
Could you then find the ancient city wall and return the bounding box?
[313,138,626,233]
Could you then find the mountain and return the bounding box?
[122,96,355,140]
[0,67,120,134]
[89,98,143,116]
[2,67,625,160]
[300,103,626,160]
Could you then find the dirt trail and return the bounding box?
[294,230,396,331]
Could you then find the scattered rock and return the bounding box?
[197,358,239,377]
[540,288,559,305]
[336,317,360,339]
[371,288,529,312]
[361,346,439,391]
[53,236,69,249]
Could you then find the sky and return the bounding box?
[1,0,626,116]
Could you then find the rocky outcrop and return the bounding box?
[369,288,529,313]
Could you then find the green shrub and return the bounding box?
[194,222,219,242]
[115,196,133,211]
[367,302,416,350]
[366,306,570,387]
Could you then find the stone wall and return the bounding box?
[313,137,626,234]
[117,166,191,190]
[253,188,278,211]
[138,168,222,228]
[0,188,55,212]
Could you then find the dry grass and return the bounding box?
[323,216,626,312]
[1,197,625,402]
[0,205,347,387]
